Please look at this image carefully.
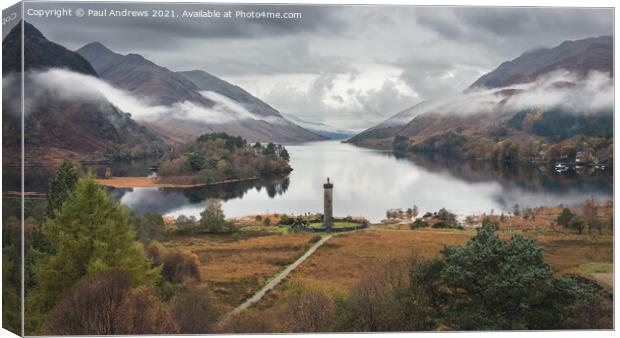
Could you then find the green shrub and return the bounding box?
[411,219,429,229]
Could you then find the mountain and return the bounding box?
[2,22,164,166]
[77,44,325,143]
[78,42,213,107]
[349,36,614,151]
[177,70,277,117]
[469,36,612,89]
[177,70,325,142]
[3,21,97,76]
[347,101,430,148]
[280,114,356,140]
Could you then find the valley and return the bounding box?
[1,9,615,335]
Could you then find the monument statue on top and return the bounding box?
[323,177,333,230]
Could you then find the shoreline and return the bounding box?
[96,176,259,188]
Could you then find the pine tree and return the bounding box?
[556,208,574,228]
[280,148,290,162]
[34,159,79,256]
[32,176,159,315]
[45,159,78,218]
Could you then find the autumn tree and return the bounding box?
[174,215,196,233]
[339,261,431,332]
[45,269,132,335]
[146,242,201,284]
[46,270,178,335]
[130,212,166,243]
[582,196,597,235]
[32,176,159,316]
[200,199,228,233]
[172,285,217,333]
[118,286,179,334]
[280,284,336,332]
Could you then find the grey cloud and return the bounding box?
[15,3,614,130]
[24,2,345,50]
[414,7,613,56]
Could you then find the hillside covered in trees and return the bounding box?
[157,133,291,186]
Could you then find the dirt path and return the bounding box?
[218,234,334,324]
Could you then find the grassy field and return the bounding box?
[250,226,613,311]
[307,221,360,229]
[580,262,613,273]
[264,228,472,293]
[160,231,316,311]
[160,220,613,318]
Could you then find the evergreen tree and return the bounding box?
[280,148,290,162]
[569,215,586,235]
[264,142,277,158]
[35,159,79,263]
[45,159,78,218]
[438,223,584,329]
[556,208,574,228]
[32,176,159,315]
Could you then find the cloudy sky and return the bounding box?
[21,3,613,130]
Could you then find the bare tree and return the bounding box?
[118,287,179,334]
[582,196,597,235]
[172,285,217,333]
[219,309,276,333]
[46,269,132,335]
[280,286,335,332]
[147,242,201,283]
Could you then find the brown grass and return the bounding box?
[254,226,613,310]
[536,234,613,276]
[279,229,472,293]
[96,176,257,188]
[161,233,315,311]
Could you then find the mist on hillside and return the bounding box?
[8,68,288,125]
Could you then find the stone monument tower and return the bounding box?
[323,177,333,230]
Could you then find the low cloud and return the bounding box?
[393,70,613,124]
[21,69,288,125]
[501,70,613,113]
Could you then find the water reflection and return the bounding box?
[112,141,612,222]
[111,176,290,215]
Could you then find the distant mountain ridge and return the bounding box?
[469,35,612,89]
[77,44,325,143]
[281,114,357,140]
[78,42,214,107]
[348,35,614,149]
[177,70,278,118]
[347,101,431,148]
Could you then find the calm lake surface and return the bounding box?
[111,141,612,223]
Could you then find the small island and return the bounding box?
[98,133,292,188]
